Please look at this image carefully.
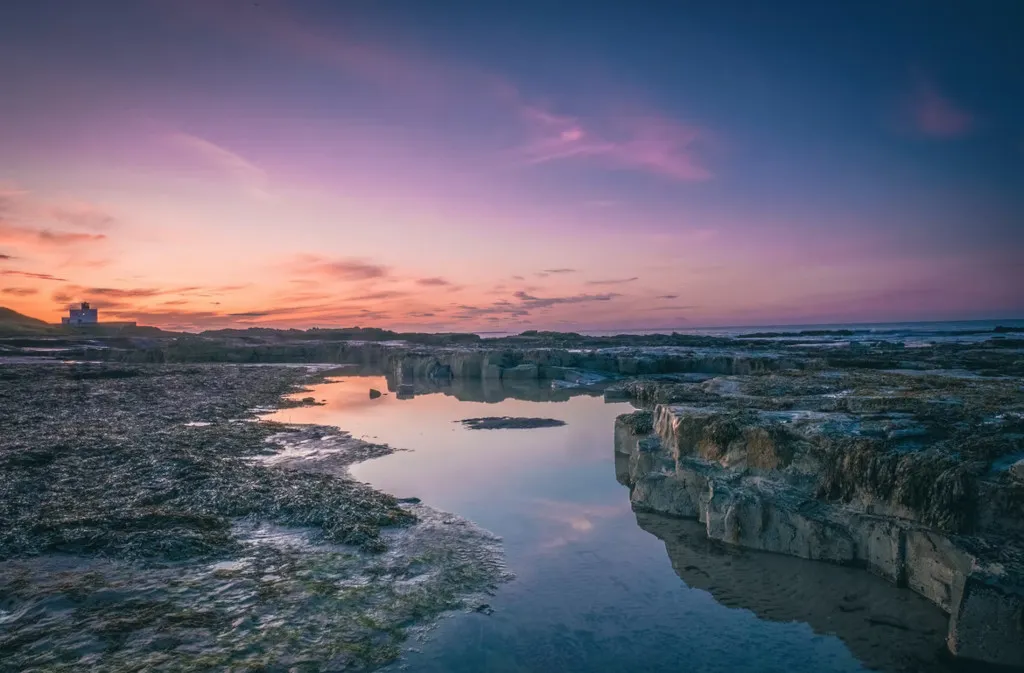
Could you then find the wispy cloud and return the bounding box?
[102,308,229,330]
[646,304,696,311]
[346,290,409,302]
[0,188,117,275]
[82,286,164,299]
[451,302,529,320]
[447,290,619,322]
[416,276,451,286]
[227,310,273,318]
[656,294,679,299]
[1,270,68,282]
[187,4,715,183]
[174,0,464,106]
[535,267,577,277]
[585,277,638,285]
[512,290,619,309]
[225,305,330,319]
[0,222,106,247]
[1,287,38,296]
[49,203,117,230]
[166,132,271,198]
[905,77,973,139]
[290,254,390,281]
[515,99,713,181]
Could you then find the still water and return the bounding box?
[274,375,951,673]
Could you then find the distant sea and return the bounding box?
[475,319,1024,345]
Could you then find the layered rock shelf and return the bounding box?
[385,345,792,383]
[614,368,1024,668]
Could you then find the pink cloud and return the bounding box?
[176,1,454,102]
[0,222,106,247]
[289,254,390,281]
[1,270,68,282]
[906,78,973,138]
[416,276,452,286]
[1,287,38,297]
[49,203,117,230]
[165,132,271,198]
[184,4,715,182]
[516,101,712,181]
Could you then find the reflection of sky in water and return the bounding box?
[271,376,871,673]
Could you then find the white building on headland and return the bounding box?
[62,302,98,326]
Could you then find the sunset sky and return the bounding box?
[1,1,1022,331]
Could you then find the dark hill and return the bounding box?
[0,307,54,335]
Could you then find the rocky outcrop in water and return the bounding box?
[385,346,792,383]
[614,368,1024,668]
[457,417,566,430]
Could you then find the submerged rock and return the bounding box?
[457,417,567,430]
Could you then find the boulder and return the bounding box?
[1011,458,1024,483]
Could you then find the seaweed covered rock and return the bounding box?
[0,363,510,670]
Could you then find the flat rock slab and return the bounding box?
[458,416,566,430]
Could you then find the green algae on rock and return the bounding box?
[0,363,509,671]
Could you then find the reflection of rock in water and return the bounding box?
[635,511,959,673]
[385,373,606,404]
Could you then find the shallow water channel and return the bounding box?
[270,375,953,673]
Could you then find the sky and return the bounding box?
[1,0,1022,332]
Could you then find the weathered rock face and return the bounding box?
[1012,459,1024,484]
[384,345,792,383]
[381,375,603,404]
[501,363,539,380]
[614,368,1024,669]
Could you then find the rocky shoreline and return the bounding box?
[2,326,1022,667]
[379,332,1023,668]
[0,363,509,670]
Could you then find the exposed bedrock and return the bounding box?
[614,369,1024,668]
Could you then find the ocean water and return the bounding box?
[477,318,1024,344]
[274,376,955,673]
